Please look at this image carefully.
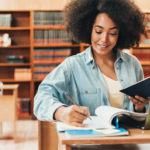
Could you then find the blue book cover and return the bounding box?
[65,128,128,138]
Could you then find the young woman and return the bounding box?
[34,0,149,127]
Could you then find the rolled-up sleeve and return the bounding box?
[34,59,70,121]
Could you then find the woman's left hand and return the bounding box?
[129,95,150,112]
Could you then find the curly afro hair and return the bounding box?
[64,0,146,49]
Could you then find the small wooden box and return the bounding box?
[14,68,31,80]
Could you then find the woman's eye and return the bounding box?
[95,31,102,34]
[110,32,118,36]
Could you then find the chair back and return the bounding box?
[38,121,58,150]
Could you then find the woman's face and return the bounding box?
[91,13,119,56]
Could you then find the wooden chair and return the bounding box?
[0,84,19,140]
[38,121,58,150]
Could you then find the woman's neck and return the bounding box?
[92,50,117,65]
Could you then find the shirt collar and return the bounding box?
[116,50,126,62]
[85,46,126,65]
[85,46,95,67]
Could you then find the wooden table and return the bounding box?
[58,128,150,150]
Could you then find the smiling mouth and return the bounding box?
[98,44,110,48]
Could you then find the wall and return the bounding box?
[0,0,69,10]
[134,0,150,12]
[0,0,149,11]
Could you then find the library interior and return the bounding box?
[0,0,150,150]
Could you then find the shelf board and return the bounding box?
[34,43,80,47]
[133,44,150,48]
[0,79,32,82]
[0,63,31,66]
[0,45,30,48]
[0,27,30,30]
[18,114,32,120]
[33,25,66,30]
[146,27,150,31]
[140,61,150,66]
[34,79,42,82]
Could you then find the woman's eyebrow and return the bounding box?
[95,25,118,30]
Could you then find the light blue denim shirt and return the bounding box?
[34,47,144,121]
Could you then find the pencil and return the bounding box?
[66,94,92,120]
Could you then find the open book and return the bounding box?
[56,120,128,137]
[57,106,147,137]
[120,76,150,98]
[83,105,147,129]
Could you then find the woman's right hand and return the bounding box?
[54,105,90,127]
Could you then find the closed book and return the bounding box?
[65,128,128,138]
[120,76,150,98]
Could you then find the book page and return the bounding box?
[95,106,147,123]
[83,116,115,129]
[56,121,92,132]
[56,115,115,132]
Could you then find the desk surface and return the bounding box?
[58,128,150,150]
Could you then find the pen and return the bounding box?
[66,94,92,120]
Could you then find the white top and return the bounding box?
[103,74,123,109]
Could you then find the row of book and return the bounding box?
[34,48,71,64]
[34,64,58,80]
[143,66,150,78]
[34,48,71,56]
[34,11,64,25]
[132,49,150,61]
[0,14,12,27]
[34,30,72,44]
[33,48,71,80]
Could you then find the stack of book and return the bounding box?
[0,14,12,27]
[34,64,57,80]
[7,55,26,63]
[33,48,71,80]
[34,30,72,44]
[34,11,64,25]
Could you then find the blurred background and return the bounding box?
[0,0,150,150]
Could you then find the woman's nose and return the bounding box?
[101,33,108,42]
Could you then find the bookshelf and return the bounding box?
[131,12,150,78]
[0,10,32,119]
[32,10,79,81]
[0,10,80,119]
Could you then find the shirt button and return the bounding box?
[120,79,124,82]
[116,66,119,70]
[85,91,88,94]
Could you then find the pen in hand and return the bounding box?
[66,94,92,120]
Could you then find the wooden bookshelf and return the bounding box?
[0,10,32,119]
[0,10,81,119]
[32,10,80,83]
